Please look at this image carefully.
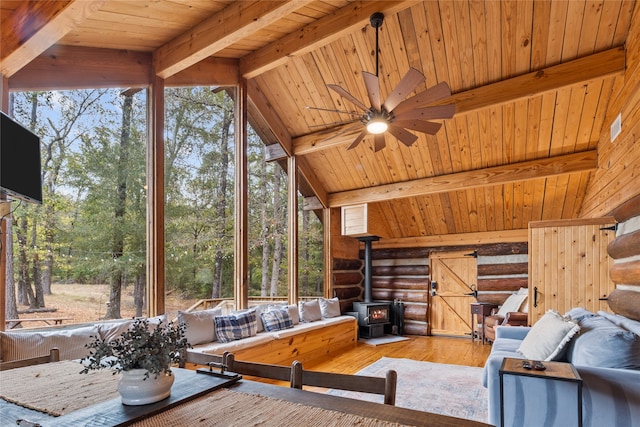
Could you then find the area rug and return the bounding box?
[328,357,488,424]
[359,335,410,346]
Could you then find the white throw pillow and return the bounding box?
[517,310,580,361]
[496,293,528,317]
[178,308,222,345]
[298,300,322,322]
[319,297,341,318]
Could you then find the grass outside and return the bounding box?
[10,283,200,328]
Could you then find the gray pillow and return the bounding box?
[567,315,640,369]
[298,300,322,322]
[319,297,341,318]
[178,308,222,345]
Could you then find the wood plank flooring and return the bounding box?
[306,335,492,374]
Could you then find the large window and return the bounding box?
[6,89,148,324]
[4,86,325,328]
[163,87,324,305]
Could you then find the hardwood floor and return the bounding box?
[306,335,492,374]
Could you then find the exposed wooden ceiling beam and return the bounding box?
[328,150,597,207]
[247,79,328,207]
[154,0,314,79]
[446,47,625,115]
[247,78,293,155]
[240,1,418,79]
[373,229,530,249]
[0,0,105,77]
[293,48,625,155]
[9,46,152,91]
[297,156,328,208]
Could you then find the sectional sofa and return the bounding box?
[483,308,640,427]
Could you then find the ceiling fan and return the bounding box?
[319,12,455,152]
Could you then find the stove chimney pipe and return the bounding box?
[357,235,380,303]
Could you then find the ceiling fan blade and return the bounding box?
[392,119,442,135]
[327,84,369,112]
[383,68,426,112]
[373,133,386,152]
[362,71,381,110]
[388,125,419,147]
[393,104,456,121]
[391,81,452,116]
[347,129,368,150]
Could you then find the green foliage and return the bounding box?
[10,86,325,309]
[80,318,189,378]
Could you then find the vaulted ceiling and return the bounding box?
[1,0,636,241]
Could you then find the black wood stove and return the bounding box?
[353,236,391,338]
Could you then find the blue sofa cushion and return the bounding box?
[567,314,640,369]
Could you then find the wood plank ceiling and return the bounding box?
[1,0,636,241]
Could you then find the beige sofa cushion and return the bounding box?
[1,325,99,362]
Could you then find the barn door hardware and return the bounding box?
[464,284,478,299]
[465,250,478,258]
[533,287,539,307]
[600,224,617,231]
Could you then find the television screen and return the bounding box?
[0,111,43,204]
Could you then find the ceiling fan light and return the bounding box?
[367,117,388,134]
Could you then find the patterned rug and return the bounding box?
[328,357,488,424]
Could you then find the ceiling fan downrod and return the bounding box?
[370,12,384,77]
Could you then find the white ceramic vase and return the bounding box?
[118,368,175,405]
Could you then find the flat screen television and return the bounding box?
[0,111,43,204]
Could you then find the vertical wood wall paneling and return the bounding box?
[581,4,640,217]
[528,218,616,323]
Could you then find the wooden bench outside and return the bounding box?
[6,318,73,329]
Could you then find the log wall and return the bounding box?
[607,193,640,321]
[365,243,528,336]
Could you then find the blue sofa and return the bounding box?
[483,309,640,427]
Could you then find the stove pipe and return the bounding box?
[357,235,380,303]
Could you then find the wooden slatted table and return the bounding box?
[1,363,491,427]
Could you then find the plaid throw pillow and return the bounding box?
[214,310,258,343]
[260,309,294,332]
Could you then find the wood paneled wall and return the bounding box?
[339,243,530,336]
[528,218,616,323]
[581,7,640,218]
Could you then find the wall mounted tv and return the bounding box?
[0,111,43,204]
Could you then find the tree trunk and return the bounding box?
[211,108,232,299]
[270,171,283,297]
[300,209,309,295]
[16,216,30,305]
[105,94,133,319]
[32,253,45,308]
[134,269,145,317]
[29,219,44,308]
[260,153,270,297]
[5,214,19,320]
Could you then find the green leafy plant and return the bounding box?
[81,318,189,379]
